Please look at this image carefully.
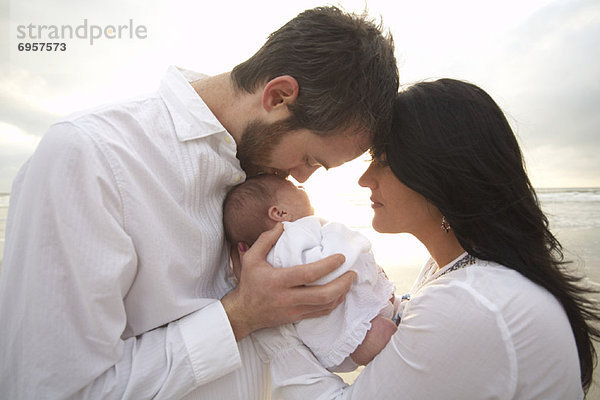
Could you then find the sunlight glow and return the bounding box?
[296,154,431,291]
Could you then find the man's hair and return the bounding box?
[223,175,290,246]
[231,6,399,138]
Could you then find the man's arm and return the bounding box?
[222,223,356,340]
[0,124,239,399]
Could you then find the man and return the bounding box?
[0,6,398,399]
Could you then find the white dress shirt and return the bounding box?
[267,216,395,369]
[0,66,271,399]
[254,254,584,399]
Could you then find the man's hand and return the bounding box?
[221,223,356,340]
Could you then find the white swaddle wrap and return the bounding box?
[267,216,395,369]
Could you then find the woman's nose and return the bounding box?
[358,165,374,188]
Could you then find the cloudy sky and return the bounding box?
[1,0,599,194]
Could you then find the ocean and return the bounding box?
[1,188,599,395]
[536,188,600,286]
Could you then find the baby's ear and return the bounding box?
[268,205,289,222]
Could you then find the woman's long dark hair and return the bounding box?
[373,79,600,392]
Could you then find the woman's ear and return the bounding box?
[268,205,289,222]
[262,75,299,112]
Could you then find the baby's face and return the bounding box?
[276,182,315,221]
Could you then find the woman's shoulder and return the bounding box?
[414,259,578,367]
[422,259,561,315]
[409,258,573,341]
[458,259,560,309]
[394,260,582,399]
[407,258,574,349]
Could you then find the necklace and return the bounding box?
[436,253,477,279]
[393,253,477,325]
[414,253,477,291]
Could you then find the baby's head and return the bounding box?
[223,174,314,246]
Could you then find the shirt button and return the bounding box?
[235,174,242,183]
[224,136,232,144]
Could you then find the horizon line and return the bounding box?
[1,186,600,197]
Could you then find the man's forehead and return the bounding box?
[325,131,372,153]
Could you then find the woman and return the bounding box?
[253,79,599,399]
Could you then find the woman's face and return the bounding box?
[358,157,439,235]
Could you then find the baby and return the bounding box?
[223,174,397,370]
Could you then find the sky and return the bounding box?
[1,0,599,195]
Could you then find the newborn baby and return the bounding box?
[223,174,396,370]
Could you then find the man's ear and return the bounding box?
[262,75,299,112]
[268,205,289,222]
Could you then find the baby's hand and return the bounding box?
[350,315,397,365]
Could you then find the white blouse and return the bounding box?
[253,253,584,399]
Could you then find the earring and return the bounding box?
[441,216,451,233]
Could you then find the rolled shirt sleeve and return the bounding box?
[178,301,241,386]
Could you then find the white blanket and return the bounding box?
[267,216,395,369]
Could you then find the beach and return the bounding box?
[1,188,599,396]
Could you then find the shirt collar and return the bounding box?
[158,66,227,142]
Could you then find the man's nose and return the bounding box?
[290,165,320,183]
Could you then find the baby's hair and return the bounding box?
[223,174,290,246]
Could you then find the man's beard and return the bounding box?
[236,118,297,178]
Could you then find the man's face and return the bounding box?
[236,119,370,183]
